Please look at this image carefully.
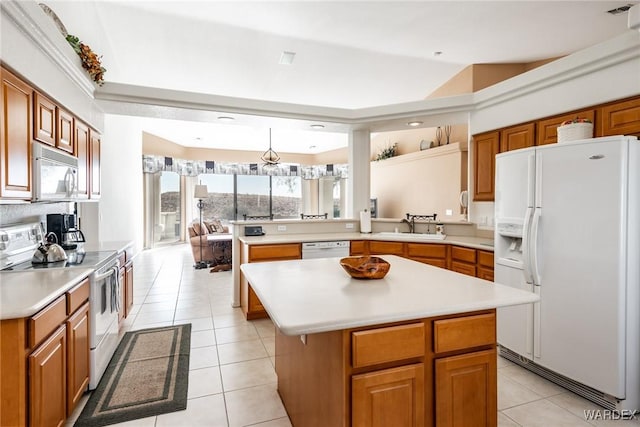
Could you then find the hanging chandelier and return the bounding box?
[260,128,280,168]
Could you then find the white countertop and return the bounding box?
[241,255,537,336]
[238,232,494,251]
[0,269,93,319]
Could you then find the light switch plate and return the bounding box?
[277,225,287,231]
[346,223,354,229]
[445,209,453,216]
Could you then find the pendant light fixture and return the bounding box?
[261,128,280,168]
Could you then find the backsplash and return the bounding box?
[0,202,73,227]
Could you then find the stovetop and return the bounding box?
[0,222,117,272]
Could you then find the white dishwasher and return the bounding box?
[301,241,350,259]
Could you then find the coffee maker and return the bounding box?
[46,214,85,251]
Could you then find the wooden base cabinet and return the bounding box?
[0,278,90,427]
[66,302,90,416]
[353,364,425,427]
[275,309,497,427]
[435,349,497,427]
[241,243,301,319]
[29,325,67,427]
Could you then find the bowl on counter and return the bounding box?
[340,256,390,280]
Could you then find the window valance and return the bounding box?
[142,155,348,179]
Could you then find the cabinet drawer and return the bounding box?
[66,278,89,315]
[30,295,66,348]
[450,261,476,277]
[433,313,496,354]
[352,322,425,368]
[477,250,494,268]
[407,243,446,259]
[249,244,301,261]
[451,246,476,263]
[368,241,404,256]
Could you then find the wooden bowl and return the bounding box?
[340,256,390,280]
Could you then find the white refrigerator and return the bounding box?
[494,135,640,410]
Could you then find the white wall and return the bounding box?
[83,115,144,253]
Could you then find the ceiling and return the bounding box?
[46,1,636,153]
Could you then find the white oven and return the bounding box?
[88,256,120,390]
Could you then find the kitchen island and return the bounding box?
[241,255,538,427]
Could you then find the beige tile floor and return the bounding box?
[66,244,640,427]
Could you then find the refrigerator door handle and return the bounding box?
[533,285,541,359]
[530,207,542,285]
[522,206,534,284]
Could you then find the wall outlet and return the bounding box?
[277,225,287,231]
[346,223,354,229]
[445,209,453,216]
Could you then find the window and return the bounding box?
[158,171,180,244]
[237,175,271,219]
[272,176,302,219]
[195,174,234,224]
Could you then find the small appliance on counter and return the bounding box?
[47,213,86,251]
[244,226,265,236]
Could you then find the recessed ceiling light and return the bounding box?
[407,121,423,127]
[309,145,317,149]
[195,137,202,141]
[217,116,234,122]
[279,51,296,65]
[433,51,443,56]
[310,124,325,129]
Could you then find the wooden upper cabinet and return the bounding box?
[537,109,596,146]
[56,108,74,154]
[75,120,90,199]
[89,129,101,199]
[1,67,33,199]
[472,131,498,202]
[499,123,535,153]
[598,97,640,137]
[33,92,56,146]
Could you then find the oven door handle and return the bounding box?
[94,267,116,283]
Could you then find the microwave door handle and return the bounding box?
[64,168,73,196]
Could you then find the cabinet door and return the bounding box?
[435,349,496,427]
[56,107,74,154]
[500,123,535,153]
[29,324,67,427]
[472,132,499,202]
[477,266,494,281]
[66,302,89,416]
[89,129,101,199]
[537,110,595,146]
[351,240,366,255]
[247,286,266,317]
[450,261,476,277]
[75,120,90,198]
[598,97,640,137]
[352,363,424,427]
[1,67,33,199]
[33,92,56,146]
[125,261,134,317]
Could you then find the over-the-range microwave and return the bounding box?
[32,142,79,202]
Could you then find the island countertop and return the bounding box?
[240,255,537,335]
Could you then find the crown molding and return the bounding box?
[1,1,96,98]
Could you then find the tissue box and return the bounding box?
[557,122,593,143]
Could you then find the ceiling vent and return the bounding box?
[607,3,634,15]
